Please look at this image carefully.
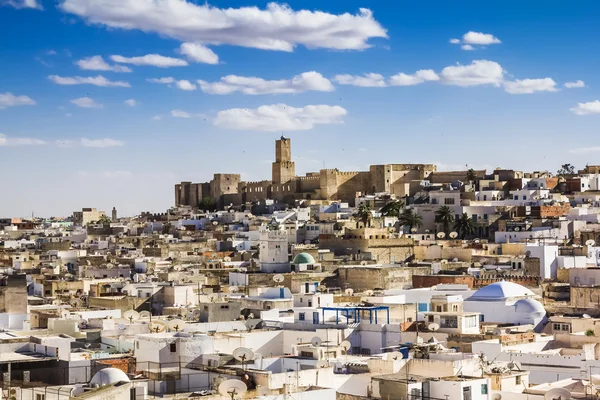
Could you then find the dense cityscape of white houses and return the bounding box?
[3,139,600,400]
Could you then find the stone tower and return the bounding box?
[272,136,295,184]
[111,207,117,222]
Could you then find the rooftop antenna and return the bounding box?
[167,319,186,332]
[148,320,167,333]
[544,388,571,400]
[123,310,140,324]
[218,380,247,400]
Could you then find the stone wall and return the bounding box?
[412,274,475,288]
[336,266,431,291]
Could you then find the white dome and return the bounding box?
[514,298,545,314]
[468,281,535,301]
[90,368,130,387]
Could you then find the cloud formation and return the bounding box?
[71,97,103,108]
[0,133,45,146]
[124,99,136,107]
[570,100,600,115]
[334,73,386,87]
[49,75,130,87]
[564,80,585,89]
[3,0,42,9]
[81,138,124,147]
[450,31,501,51]
[59,0,387,51]
[197,72,334,95]
[179,43,219,64]
[76,56,132,72]
[0,92,36,109]
[389,69,439,86]
[440,60,504,87]
[503,78,558,94]
[110,54,188,68]
[214,103,347,131]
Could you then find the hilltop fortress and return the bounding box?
[175,137,436,208]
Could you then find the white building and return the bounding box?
[464,282,546,330]
[259,229,290,273]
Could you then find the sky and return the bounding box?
[1,0,600,217]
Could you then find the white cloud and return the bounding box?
[214,103,347,131]
[71,97,103,108]
[440,60,504,87]
[152,115,162,120]
[198,71,334,95]
[176,80,196,91]
[3,0,42,10]
[503,78,558,94]
[0,133,45,146]
[80,138,125,147]
[110,54,188,68]
[147,77,175,84]
[565,80,585,89]
[389,69,439,86]
[76,55,132,72]
[334,73,386,87]
[59,0,387,51]
[570,100,600,116]
[170,110,190,118]
[569,146,600,154]
[124,99,136,107]
[0,92,36,109]
[461,44,475,51]
[179,43,219,64]
[462,31,501,45]
[449,38,460,44]
[49,74,130,87]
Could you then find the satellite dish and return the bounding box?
[139,310,151,319]
[507,362,516,371]
[168,319,186,332]
[229,286,239,293]
[273,274,284,283]
[60,309,70,319]
[148,320,167,333]
[317,285,327,292]
[586,239,596,246]
[436,232,446,239]
[364,290,374,296]
[525,250,531,257]
[123,310,140,323]
[218,380,247,400]
[340,340,351,352]
[544,388,571,400]
[492,394,503,400]
[315,360,328,368]
[384,351,404,361]
[345,288,354,296]
[583,314,592,319]
[449,232,458,239]
[212,221,219,226]
[311,337,323,347]
[514,227,520,232]
[232,347,255,364]
[427,323,440,332]
[70,298,83,308]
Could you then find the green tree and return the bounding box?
[466,168,477,183]
[198,196,217,211]
[453,213,476,239]
[353,203,372,227]
[434,206,455,236]
[379,199,405,217]
[557,163,576,177]
[398,209,423,232]
[97,214,111,224]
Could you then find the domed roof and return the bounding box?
[293,252,316,265]
[468,281,535,301]
[514,298,545,314]
[90,368,130,387]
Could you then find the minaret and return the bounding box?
[111,207,117,222]
[272,136,296,184]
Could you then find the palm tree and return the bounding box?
[380,199,405,217]
[354,203,372,227]
[466,168,477,183]
[435,206,455,235]
[398,209,423,232]
[453,213,476,239]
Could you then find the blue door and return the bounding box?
[313,312,319,324]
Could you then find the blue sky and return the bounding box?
[1,0,600,217]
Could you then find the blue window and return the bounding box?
[418,303,429,312]
[299,313,305,321]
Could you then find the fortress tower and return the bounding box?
[272,136,296,184]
